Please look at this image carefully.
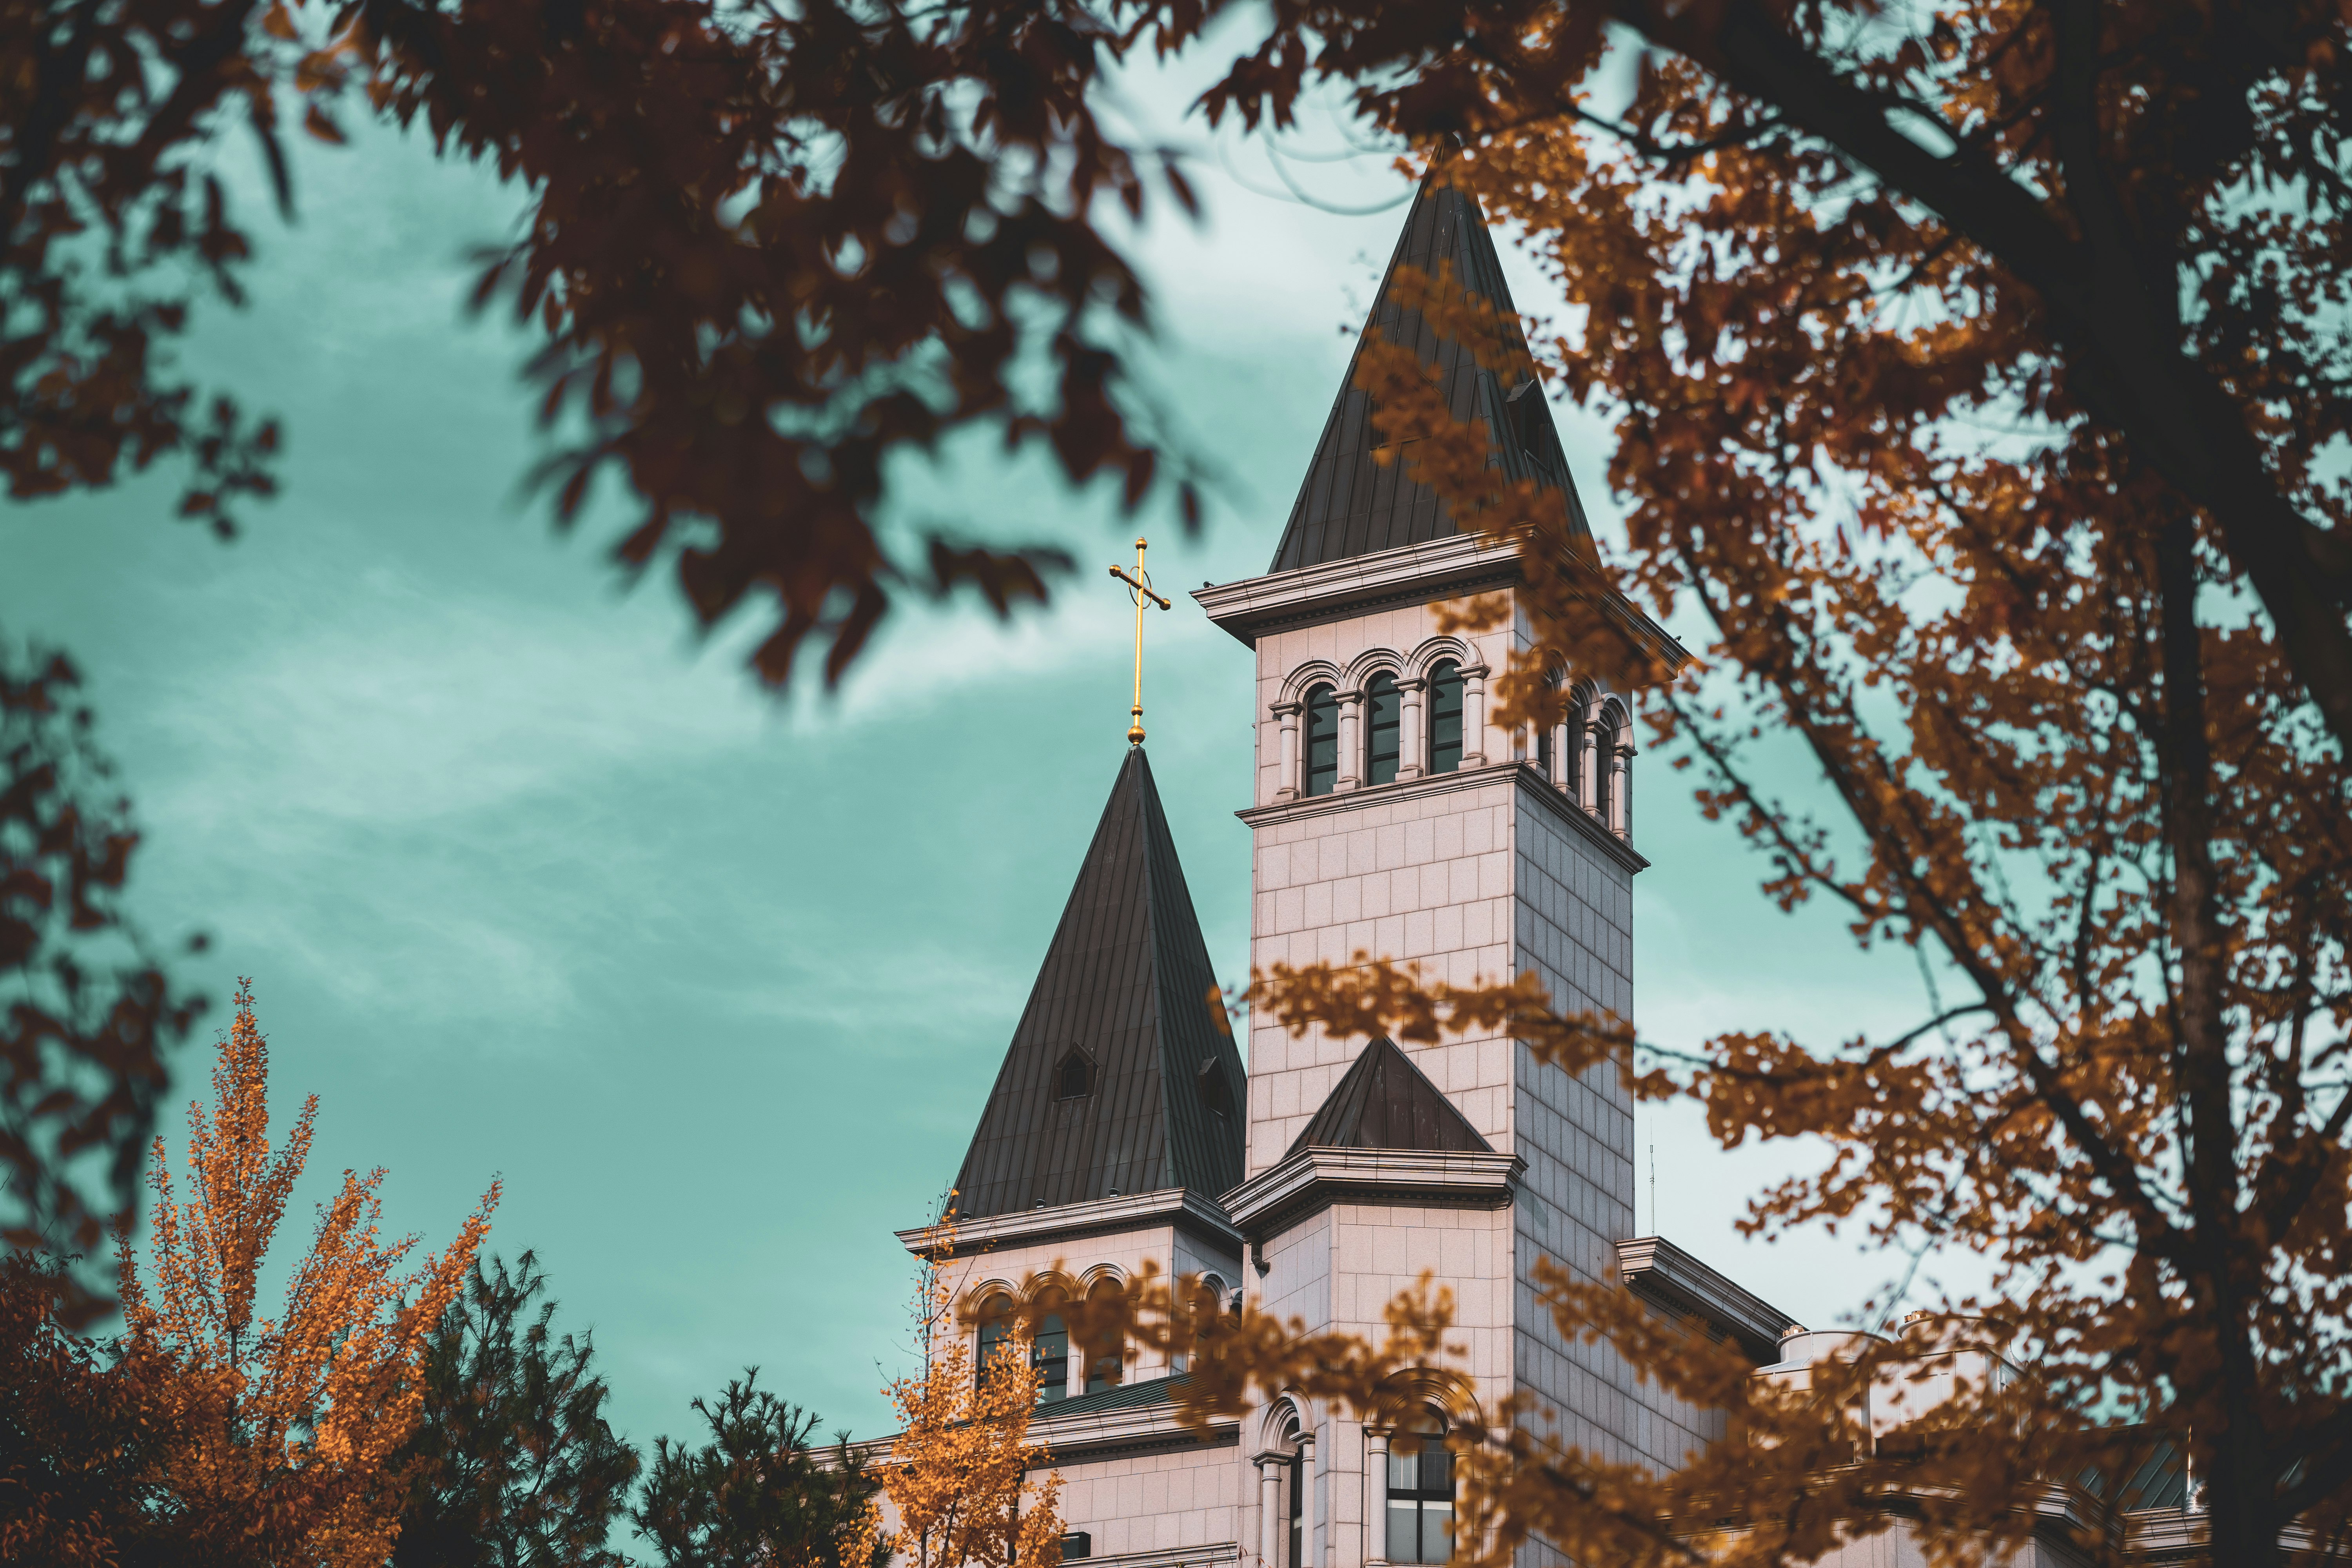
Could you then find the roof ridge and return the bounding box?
[949,749,1245,1218]
[1268,166,1590,574]
[1285,1034,1492,1158]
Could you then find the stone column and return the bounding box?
[1548,716,1571,789]
[1336,690,1364,792]
[1365,1427,1390,1567]
[1611,746,1632,837]
[1274,702,1302,802]
[1301,1432,1319,1568]
[1461,667,1490,768]
[1258,1454,1287,1568]
[1397,679,1426,782]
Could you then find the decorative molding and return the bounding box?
[1193,535,1523,647]
[837,1401,1239,1474]
[1615,1236,1793,1364]
[1237,759,1519,830]
[1236,760,1651,875]
[897,1188,1243,1261]
[1032,1398,1240,1466]
[1222,1148,1526,1243]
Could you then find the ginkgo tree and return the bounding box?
[117,980,498,1567]
[855,1221,1066,1568]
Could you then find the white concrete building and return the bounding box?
[884,173,2191,1568]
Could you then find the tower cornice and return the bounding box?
[1193,533,1521,648]
[1236,760,1652,876]
[1221,1146,1526,1247]
[896,1185,1243,1260]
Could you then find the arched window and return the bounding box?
[1568,682,1598,808]
[1365,672,1401,786]
[1594,706,1622,830]
[1054,1049,1094,1101]
[1426,662,1465,776]
[976,1292,1016,1389]
[1172,1273,1227,1375]
[1033,1287,1070,1404]
[1303,685,1339,796]
[1386,1413,1454,1564]
[1084,1276,1124,1393]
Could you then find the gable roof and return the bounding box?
[1286,1036,1492,1158]
[952,748,1247,1219]
[1269,167,1592,575]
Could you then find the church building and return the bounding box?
[884,172,2186,1568]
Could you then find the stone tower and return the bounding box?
[888,171,1791,1568]
[1192,169,1730,1568]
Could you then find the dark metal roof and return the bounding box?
[1269,169,1592,574]
[952,748,1247,1219]
[1041,1373,1186,1419]
[1286,1036,1492,1157]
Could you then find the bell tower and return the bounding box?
[1194,169,1722,1568]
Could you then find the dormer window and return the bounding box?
[1196,1058,1233,1120]
[1055,1049,1094,1101]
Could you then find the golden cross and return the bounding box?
[1108,537,1171,746]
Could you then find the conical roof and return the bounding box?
[1269,169,1591,574]
[952,748,1247,1218]
[1286,1036,1491,1158]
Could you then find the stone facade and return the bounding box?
[873,527,1728,1568]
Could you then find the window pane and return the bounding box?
[1034,1312,1069,1403]
[1365,674,1401,786]
[1305,686,1339,796]
[976,1296,1014,1388]
[1595,712,1617,824]
[1421,1501,1453,1563]
[1388,1447,1418,1492]
[1421,1441,1453,1494]
[1428,663,1463,775]
[1387,1501,1419,1563]
[1288,1452,1304,1568]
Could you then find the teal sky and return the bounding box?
[4,45,1951,1460]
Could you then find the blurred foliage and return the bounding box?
[0,632,202,1326]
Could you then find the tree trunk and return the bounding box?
[2156,511,2279,1568]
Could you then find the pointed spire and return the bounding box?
[1269,168,1591,574]
[1286,1036,1492,1158]
[952,748,1246,1219]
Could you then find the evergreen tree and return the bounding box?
[394,1251,639,1568]
[632,1371,880,1568]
